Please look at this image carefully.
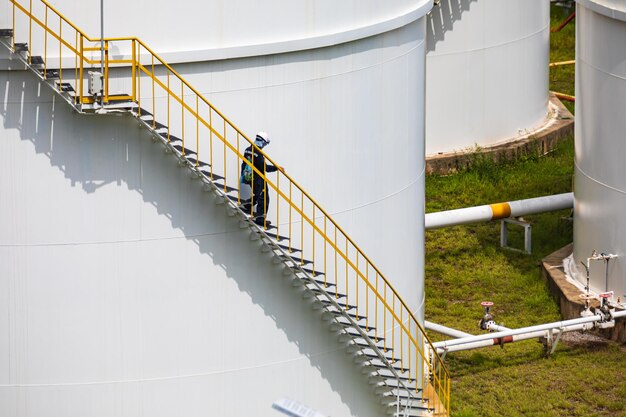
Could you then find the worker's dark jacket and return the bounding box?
[241,145,278,186]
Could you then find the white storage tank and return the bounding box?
[0,1,433,416]
[425,0,550,156]
[571,0,626,298]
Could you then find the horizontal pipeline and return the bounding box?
[436,309,626,354]
[425,192,573,230]
[436,322,594,354]
[425,320,473,339]
[552,91,576,102]
[549,60,575,67]
[433,313,605,351]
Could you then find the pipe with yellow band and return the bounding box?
[426,193,573,230]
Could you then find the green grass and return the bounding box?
[550,3,576,114]
[427,137,626,417]
[425,6,626,415]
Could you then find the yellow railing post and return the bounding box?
[74,31,77,105]
[323,216,327,285]
[300,193,304,263]
[58,18,62,87]
[276,172,281,237]
[104,39,109,103]
[288,182,292,251]
[355,253,359,319]
[196,96,199,167]
[12,0,15,50]
[311,205,315,274]
[181,83,185,155]
[28,0,31,64]
[222,119,227,193]
[334,227,338,296]
[236,132,241,202]
[79,34,83,102]
[43,5,47,78]
[131,40,136,103]
[209,107,213,179]
[166,71,170,142]
[344,238,348,305]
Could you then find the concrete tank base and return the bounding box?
[425,94,574,175]
[541,243,626,343]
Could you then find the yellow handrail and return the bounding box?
[8,0,451,413]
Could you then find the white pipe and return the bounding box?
[425,192,574,230]
[425,320,473,339]
[613,309,626,318]
[433,313,603,350]
[436,322,595,354]
[486,323,510,332]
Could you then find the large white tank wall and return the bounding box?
[0,69,385,417]
[572,0,626,298]
[1,0,432,62]
[425,0,550,155]
[54,9,428,318]
[188,17,428,319]
[0,1,430,317]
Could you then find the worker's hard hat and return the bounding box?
[256,131,270,145]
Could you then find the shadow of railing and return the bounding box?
[0,71,386,416]
[427,0,478,52]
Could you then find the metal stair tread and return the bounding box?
[374,370,414,382]
[185,156,210,167]
[275,243,301,253]
[132,107,153,118]
[377,381,420,393]
[261,230,289,241]
[158,132,182,143]
[37,68,59,79]
[308,286,345,298]
[332,319,376,332]
[281,253,313,266]
[29,55,44,65]
[200,171,224,181]
[387,400,433,410]
[319,299,356,310]
[142,119,168,130]
[364,361,407,374]
[343,327,385,341]
[55,82,74,92]
[172,144,197,156]
[300,266,324,276]
[13,42,28,52]
[383,391,426,401]
[359,351,398,362]
[0,28,13,37]
[213,182,238,193]
[326,309,363,321]
[308,278,335,288]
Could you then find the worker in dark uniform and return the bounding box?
[239,131,283,225]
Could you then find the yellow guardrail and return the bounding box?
[9,0,451,413]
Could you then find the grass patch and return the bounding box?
[426,136,626,416]
[550,2,576,114]
[424,5,626,416]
